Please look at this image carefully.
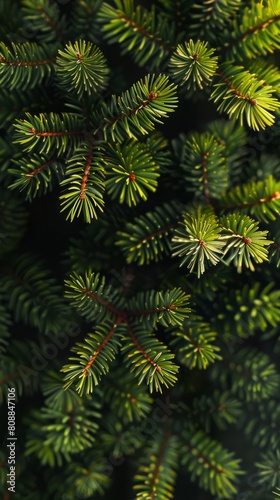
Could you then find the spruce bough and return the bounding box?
[1,0,280,498]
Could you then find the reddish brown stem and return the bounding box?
[80,144,93,200]
[219,14,280,55]
[216,70,258,105]
[125,321,161,371]
[149,431,171,498]
[83,323,120,376]
[218,191,280,210]
[0,57,56,66]
[118,14,174,52]
[27,158,58,179]
[106,91,158,130]
[28,128,81,137]
[82,287,124,317]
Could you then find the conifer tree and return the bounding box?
[1,0,280,498]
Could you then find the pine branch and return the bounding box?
[116,200,182,264]
[174,131,229,201]
[133,430,179,499]
[220,1,280,59]
[94,73,178,142]
[126,288,191,328]
[55,40,109,98]
[103,138,160,206]
[13,112,85,155]
[21,0,69,43]
[180,426,243,498]
[9,154,64,201]
[61,321,122,395]
[170,316,222,370]
[219,176,280,223]
[220,214,272,272]
[60,142,105,223]
[99,0,175,69]
[0,253,70,334]
[168,39,218,90]
[172,205,225,277]
[121,321,179,393]
[0,41,56,90]
[211,346,280,401]
[211,63,280,130]
[64,270,125,323]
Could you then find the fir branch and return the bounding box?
[0,192,28,257]
[116,200,182,264]
[255,450,280,489]
[25,398,102,462]
[213,282,280,338]
[0,253,70,334]
[13,112,84,155]
[1,1,280,497]
[191,390,242,432]
[189,0,241,38]
[172,205,225,277]
[220,214,272,272]
[127,288,191,328]
[175,131,229,201]
[103,139,160,206]
[168,39,218,90]
[95,73,178,142]
[243,399,280,451]
[133,430,179,499]
[219,2,280,58]
[99,0,175,69]
[9,154,64,201]
[104,367,153,422]
[156,0,189,30]
[0,41,56,90]
[122,322,179,393]
[219,176,280,223]
[21,0,68,43]
[211,63,280,130]
[55,40,109,98]
[61,321,122,395]
[70,0,103,44]
[170,317,222,370]
[64,270,125,322]
[59,142,105,223]
[269,230,280,267]
[180,427,243,498]
[213,346,280,401]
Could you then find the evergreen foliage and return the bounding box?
[1,0,280,499]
